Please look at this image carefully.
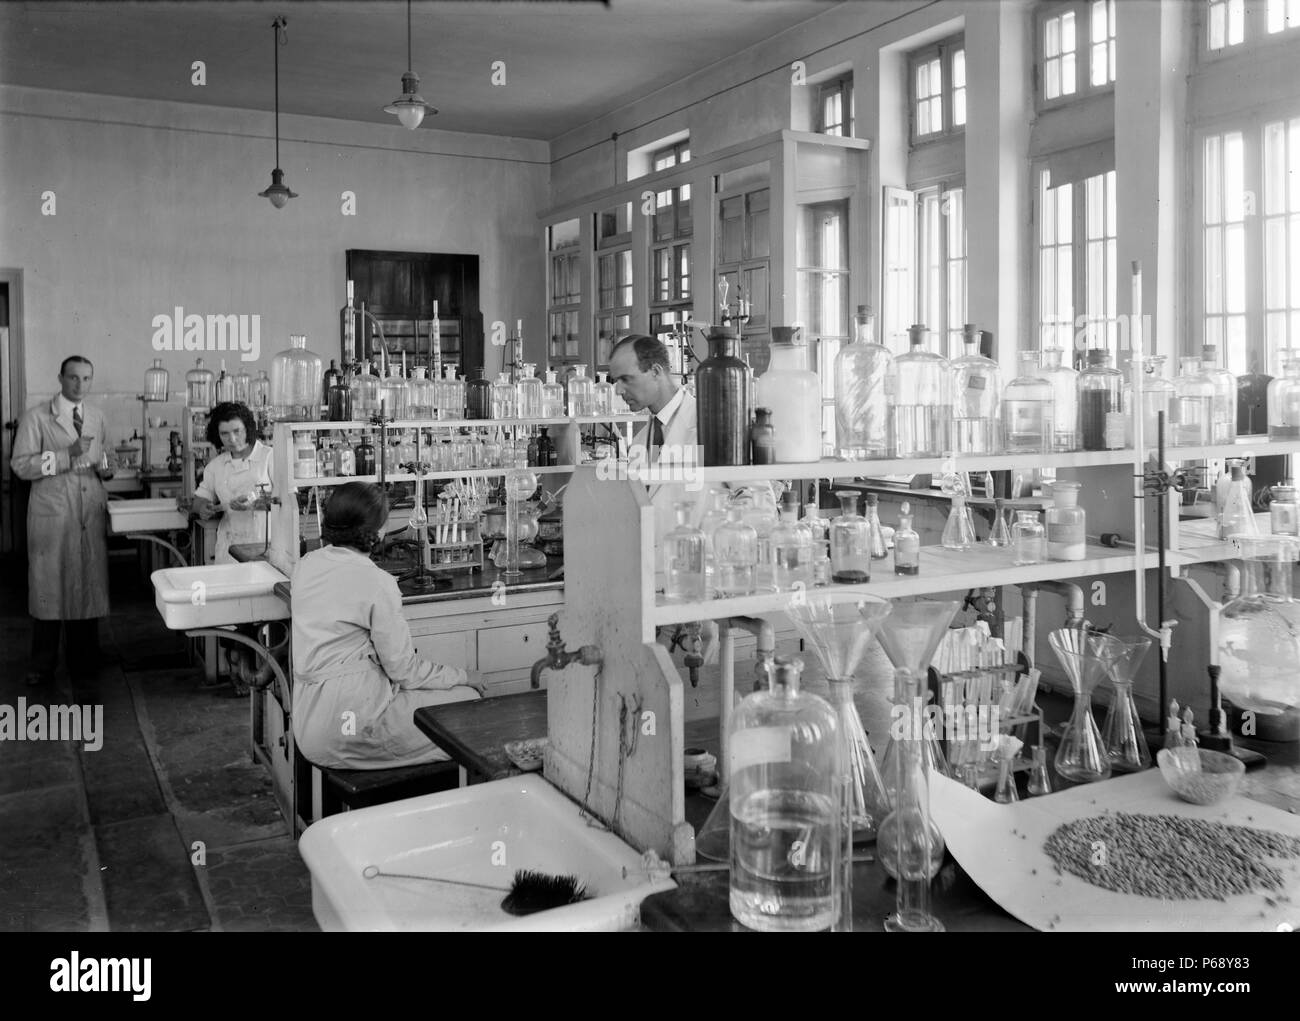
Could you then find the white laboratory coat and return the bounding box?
[290,545,478,770]
[631,387,701,545]
[196,440,273,564]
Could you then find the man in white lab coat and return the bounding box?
[10,356,112,685]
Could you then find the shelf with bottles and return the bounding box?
[291,465,578,490]
[1142,436,1300,462]
[1171,512,1300,568]
[273,415,642,432]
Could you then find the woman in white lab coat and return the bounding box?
[291,483,484,769]
[190,403,273,564]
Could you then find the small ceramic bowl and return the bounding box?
[503,737,548,773]
[1156,747,1245,805]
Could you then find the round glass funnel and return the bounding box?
[1049,629,1123,783]
[1100,635,1153,772]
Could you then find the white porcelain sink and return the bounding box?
[151,561,289,629]
[299,775,676,931]
[108,498,188,534]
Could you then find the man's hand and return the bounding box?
[67,435,92,460]
[461,669,487,696]
[191,496,218,521]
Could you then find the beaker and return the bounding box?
[1100,636,1153,772]
[1049,629,1123,783]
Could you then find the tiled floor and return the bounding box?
[0,554,317,932]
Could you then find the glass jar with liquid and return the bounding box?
[1046,481,1086,561]
[1002,353,1053,454]
[1039,346,1079,452]
[1077,348,1125,451]
[891,325,952,458]
[949,324,1001,454]
[713,506,758,597]
[1270,485,1298,537]
[830,490,871,583]
[1012,510,1046,565]
[664,502,707,603]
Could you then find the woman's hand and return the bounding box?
[191,496,219,521]
[461,669,486,696]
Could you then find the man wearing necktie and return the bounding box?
[11,356,111,686]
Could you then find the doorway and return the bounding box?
[1,269,27,560]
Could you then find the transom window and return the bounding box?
[653,140,691,172]
[1038,1,1116,106]
[909,38,965,143]
[1204,0,1300,53]
[817,74,855,138]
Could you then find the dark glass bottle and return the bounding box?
[322,359,340,407]
[696,325,752,466]
[327,368,353,421]
[355,433,376,476]
[527,431,540,467]
[538,427,558,467]
[750,407,776,464]
[466,374,493,420]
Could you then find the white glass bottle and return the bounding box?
[567,364,595,417]
[755,327,822,462]
[949,324,1002,454]
[891,325,952,458]
[1046,480,1086,561]
[1039,346,1079,452]
[1200,344,1238,444]
[834,305,893,458]
[541,370,565,418]
[517,363,543,419]
[1002,353,1053,454]
[713,506,758,597]
[664,501,707,602]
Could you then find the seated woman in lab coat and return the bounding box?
[190,402,274,564]
[291,482,484,770]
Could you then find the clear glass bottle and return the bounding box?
[1200,344,1238,444]
[950,324,1002,454]
[250,370,271,415]
[1218,535,1300,723]
[771,491,813,591]
[756,326,822,462]
[334,432,356,477]
[834,305,893,459]
[664,501,706,603]
[941,493,976,550]
[1039,346,1079,452]
[327,366,353,422]
[1129,355,1177,449]
[729,655,842,933]
[185,357,215,409]
[517,363,544,419]
[741,489,780,592]
[1046,480,1087,561]
[713,505,758,597]
[894,500,920,576]
[144,358,169,401]
[695,326,752,466]
[214,359,235,404]
[444,366,466,419]
[1002,353,1053,454]
[1268,351,1300,439]
[491,372,517,420]
[700,488,730,592]
[292,431,317,480]
[891,325,952,458]
[830,490,871,583]
[269,334,323,422]
[567,363,595,418]
[233,364,252,406]
[1173,355,1215,447]
[803,503,831,586]
[378,361,406,421]
[350,361,380,421]
[1077,348,1125,451]
[541,370,565,418]
[407,366,436,419]
[1270,484,1298,536]
[1218,463,1259,539]
[592,370,616,418]
[864,493,889,560]
[1012,510,1046,565]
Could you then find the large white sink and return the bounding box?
[299,775,676,931]
[151,561,289,629]
[108,498,188,534]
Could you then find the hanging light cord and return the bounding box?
[272,17,287,167]
[406,0,413,74]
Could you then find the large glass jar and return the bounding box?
[1046,480,1086,561]
[380,363,407,421]
[1200,344,1238,444]
[541,370,565,418]
[1002,353,1053,454]
[1268,351,1300,439]
[891,325,952,458]
[771,492,813,591]
[830,490,871,583]
[466,374,493,420]
[755,326,822,462]
[233,364,252,405]
[407,366,436,418]
[185,357,215,409]
[1039,346,1079,451]
[144,358,169,401]
[1128,355,1176,449]
[592,371,616,418]
[834,305,893,459]
[517,363,544,419]
[949,324,1002,454]
[567,364,595,418]
[350,361,380,420]
[713,505,758,597]
[269,334,323,422]
[695,326,752,467]
[729,655,842,932]
[1076,348,1125,451]
[1173,355,1215,446]
[664,501,706,603]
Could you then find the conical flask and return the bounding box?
[1049,629,1122,783]
[1100,636,1153,772]
[987,498,1012,547]
[941,494,976,550]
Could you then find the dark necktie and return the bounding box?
[72,405,83,436]
[649,415,664,454]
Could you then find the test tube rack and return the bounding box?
[936,663,1044,791]
[422,516,483,574]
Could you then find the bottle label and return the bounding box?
[730,726,792,778]
[966,376,987,391]
[1047,520,1085,545]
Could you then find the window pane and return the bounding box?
[1106,170,1117,235]
[931,95,944,131]
[1041,172,1055,244]
[1062,51,1077,94]
[1265,121,1287,216]
[1266,217,1286,307]
[1228,0,1245,43]
[1226,222,1246,313]
[1268,0,1284,32]
[1093,0,1108,42]
[1046,58,1061,101]
[1092,42,1107,87]
[1062,11,1076,52]
[1291,213,1300,308]
[1224,132,1244,221]
[1292,118,1300,211]
[1057,182,1073,243]
[1046,16,1060,58]
[954,49,966,88]
[1205,134,1222,225]
[1206,225,1223,314]
[1087,175,1104,239]
[954,87,966,127]
[947,188,966,256]
[1226,316,1248,374]
[1209,2,1226,49]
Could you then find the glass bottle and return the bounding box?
[327,366,353,422]
[1270,484,1298,536]
[350,361,380,421]
[950,323,1002,454]
[185,357,215,409]
[526,430,540,467]
[749,408,776,465]
[1267,351,1300,439]
[894,500,920,575]
[567,364,595,418]
[541,370,565,418]
[755,326,822,462]
[269,334,323,422]
[695,326,752,466]
[741,489,780,592]
[1100,636,1153,773]
[1218,463,1259,539]
[700,489,730,592]
[466,374,493,420]
[144,358,169,401]
[864,493,888,559]
[377,361,405,421]
[664,501,706,603]
[250,370,271,415]
[1002,353,1053,454]
[214,359,235,404]
[317,439,335,478]
[1050,628,1119,784]
[1039,346,1078,452]
[1200,344,1238,444]
[292,431,317,480]
[490,372,516,419]
[354,433,376,476]
[407,366,436,419]
[1173,355,1215,446]
[1218,535,1300,723]
[1046,480,1086,561]
[835,305,893,459]
[233,364,252,405]
[940,493,976,551]
[1076,348,1125,450]
[771,491,813,591]
[334,432,356,477]
[987,498,1012,548]
[713,506,758,597]
[1012,510,1046,565]
[592,371,616,418]
[729,655,842,933]
[321,359,340,409]
[1130,355,1176,449]
[517,363,544,419]
[1026,745,1052,796]
[830,490,871,583]
[891,325,952,458]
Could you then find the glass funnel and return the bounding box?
[1049,629,1123,783]
[1100,636,1153,773]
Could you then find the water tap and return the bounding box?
[671,621,708,688]
[530,612,603,690]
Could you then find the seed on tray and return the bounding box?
[1043,813,1300,901]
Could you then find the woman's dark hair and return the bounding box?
[322,482,389,552]
[206,402,258,448]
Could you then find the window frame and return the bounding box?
[794,196,852,455]
[652,139,691,173]
[546,219,585,368]
[816,73,855,138]
[1198,0,1300,61]
[1035,0,1117,112]
[914,181,968,360]
[908,36,966,147]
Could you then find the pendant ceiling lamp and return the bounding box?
[258,16,298,209]
[384,0,437,129]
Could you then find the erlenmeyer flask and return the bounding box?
[994,736,1022,804]
[1026,745,1052,796]
[987,498,1012,548]
[941,494,976,550]
[1100,636,1153,772]
[1049,629,1122,783]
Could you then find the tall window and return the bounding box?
[796,200,849,452]
[595,203,633,367]
[909,38,965,143]
[1038,1,1115,106]
[716,186,771,360]
[1263,117,1300,367]
[1267,0,1300,33]
[1203,131,1247,371]
[547,219,582,366]
[817,74,854,137]
[917,185,967,357]
[1203,0,1300,53]
[1207,0,1245,49]
[650,171,692,336]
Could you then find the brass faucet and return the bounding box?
[530,613,603,690]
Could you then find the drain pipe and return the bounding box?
[1018,580,1085,668]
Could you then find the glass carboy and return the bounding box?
[1173,355,1215,446]
[1268,351,1300,439]
[755,326,822,462]
[729,655,842,932]
[1200,344,1238,444]
[185,358,215,409]
[835,305,893,459]
[950,324,1001,454]
[269,334,323,422]
[830,490,871,583]
[695,325,752,466]
[1077,348,1125,451]
[144,359,169,401]
[1039,346,1079,451]
[1002,353,1053,454]
[891,325,952,458]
